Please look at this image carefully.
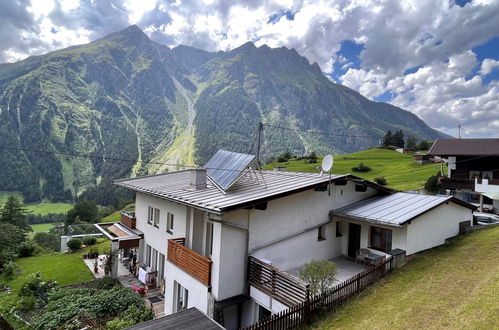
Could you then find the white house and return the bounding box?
[114,150,474,329]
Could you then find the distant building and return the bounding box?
[429,138,499,210]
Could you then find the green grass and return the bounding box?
[0,191,72,215]
[264,148,443,191]
[101,203,135,223]
[309,226,499,329]
[29,223,61,235]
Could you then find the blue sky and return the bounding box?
[0,0,498,137]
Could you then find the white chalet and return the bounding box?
[114,150,474,329]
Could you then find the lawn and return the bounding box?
[309,226,499,329]
[101,203,135,222]
[30,223,60,233]
[0,239,110,292]
[0,190,72,215]
[264,148,443,191]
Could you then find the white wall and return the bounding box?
[164,261,209,315]
[406,202,472,255]
[135,193,188,266]
[249,286,288,313]
[244,181,378,271]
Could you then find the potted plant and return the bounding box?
[93,260,99,273]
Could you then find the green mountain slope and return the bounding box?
[0,25,446,204]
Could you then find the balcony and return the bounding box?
[167,238,212,286]
[439,177,474,191]
[120,211,136,229]
[475,178,499,194]
[248,256,309,307]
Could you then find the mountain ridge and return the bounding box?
[0,25,445,205]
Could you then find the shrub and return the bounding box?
[106,305,155,329]
[34,232,60,251]
[18,240,38,257]
[95,277,120,290]
[16,296,37,312]
[67,238,82,251]
[425,172,441,193]
[19,272,57,304]
[3,261,17,279]
[351,162,371,172]
[0,249,16,272]
[374,177,387,185]
[300,260,337,295]
[83,236,97,246]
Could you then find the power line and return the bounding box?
[261,123,380,139]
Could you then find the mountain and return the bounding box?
[0,25,445,205]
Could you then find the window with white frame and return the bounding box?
[153,208,160,228]
[166,212,174,234]
[146,244,152,267]
[318,224,326,241]
[174,281,188,312]
[147,206,153,225]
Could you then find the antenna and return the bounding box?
[321,154,333,174]
[321,154,334,196]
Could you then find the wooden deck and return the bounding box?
[167,238,212,286]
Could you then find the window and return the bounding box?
[355,184,367,192]
[318,225,326,241]
[152,248,158,270]
[206,221,214,258]
[174,281,188,312]
[153,208,160,228]
[335,221,343,237]
[146,244,152,267]
[370,226,392,252]
[167,212,174,234]
[147,206,153,225]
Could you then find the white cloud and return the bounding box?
[480,58,499,76]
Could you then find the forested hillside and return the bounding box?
[0,25,446,205]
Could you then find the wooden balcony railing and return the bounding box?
[248,256,310,307]
[439,177,474,190]
[120,211,136,229]
[167,238,212,286]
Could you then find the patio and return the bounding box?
[285,256,365,284]
[83,255,165,318]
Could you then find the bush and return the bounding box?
[351,162,371,172]
[3,261,17,279]
[425,172,441,193]
[106,305,155,329]
[82,236,97,246]
[18,240,38,257]
[374,177,387,185]
[16,296,37,312]
[0,249,16,272]
[19,272,57,304]
[67,238,82,251]
[34,232,60,251]
[95,277,120,290]
[300,260,337,295]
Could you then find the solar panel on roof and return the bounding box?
[204,150,256,191]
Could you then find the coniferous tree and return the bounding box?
[382,130,393,147]
[406,136,417,149]
[0,195,30,231]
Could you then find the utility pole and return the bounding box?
[257,122,263,164]
[458,123,461,139]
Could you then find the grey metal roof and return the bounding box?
[204,149,256,191]
[331,192,474,227]
[115,169,348,214]
[125,307,224,330]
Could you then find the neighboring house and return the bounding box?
[114,149,474,330]
[395,147,415,154]
[429,138,499,210]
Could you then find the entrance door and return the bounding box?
[348,223,361,258]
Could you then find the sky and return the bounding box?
[1,0,498,138]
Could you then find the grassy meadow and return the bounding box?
[309,226,499,329]
[0,191,73,215]
[264,148,443,191]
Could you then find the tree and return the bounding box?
[300,260,337,295]
[424,171,441,194]
[382,130,393,147]
[392,130,405,147]
[0,222,27,251]
[406,136,417,149]
[66,199,99,226]
[0,195,30,230]
[33,232,60,251]
[417,140,429,150]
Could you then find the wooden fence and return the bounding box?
[241,256,394,330]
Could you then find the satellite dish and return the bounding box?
[322,154,333,173]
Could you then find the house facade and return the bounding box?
[429,138,499,210]
[114,150,474,329]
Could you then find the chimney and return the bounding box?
[190,168,207,190]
